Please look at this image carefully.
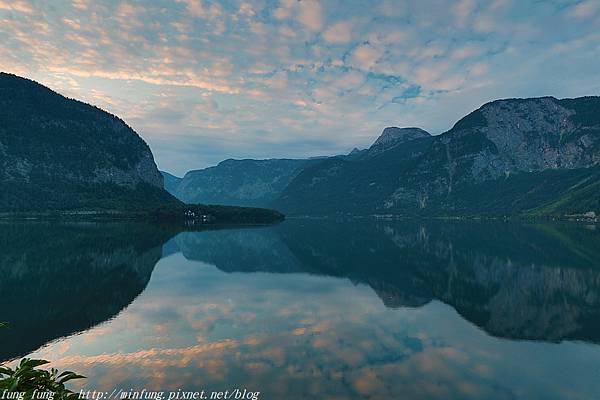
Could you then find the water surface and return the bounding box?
[1,220,600,399]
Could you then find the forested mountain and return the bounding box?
[0,73,285,224]
[0,72,179,212]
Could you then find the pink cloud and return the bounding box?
[298,0,323,32]
[323,21,353,44]
[351,45,383,70]
[0,0,34,13]
[178,0,222,19]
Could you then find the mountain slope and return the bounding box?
[0,72,179,212]
[275,134,434,214]
[161,171,182,194]
[367,127,431,156]
[274,96,600,216]
[170,158,312,207]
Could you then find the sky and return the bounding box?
[1,0,599,176]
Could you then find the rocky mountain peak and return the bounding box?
[443,96,600,178]
[369,127,431,155]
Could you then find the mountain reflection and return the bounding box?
[0,222,174,361]
[1,219,600,363]
[173,220,600,343]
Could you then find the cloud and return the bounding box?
[179,0,222,19]
[351,45,383,70]
[297,0,323,32]
[0,0,34,13]
[279,25,296,38]
[71,0,88,11]
[273,0,294,20]
[469,62,488,76]
[473,14,496,33]
[0,0,598,174]
[46,66,241,94]
[453,0,477,27]
[568,1,597,18]
[451,44,481,60]
[237,2,255,18]
[250,22,268,36]
[323,21,353,44]
[336,71,364,90]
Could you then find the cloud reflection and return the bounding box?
[25,252,600,400]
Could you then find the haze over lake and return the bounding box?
[2,219,600,400]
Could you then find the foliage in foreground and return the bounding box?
[0,323,85,399]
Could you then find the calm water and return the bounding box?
[1,220,600,399]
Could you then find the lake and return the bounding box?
[1,219,600,400]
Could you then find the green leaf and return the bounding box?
[58,372,86,384]
[0,357,86,395]
[9,376,20,391]
[22,359,50,369]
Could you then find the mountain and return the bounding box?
[344,147,364,158]
[0,73,284,224]
[167,158,311,207]
[274,129,436,215]
[0,72,179,212]
[161,171,182,193]
[274,96,600,216]
[366,127,431,156]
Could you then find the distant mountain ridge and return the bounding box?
[161,171,182,194]
[160,129,433,208]
[274,96,600,216]
[164,158,313,207]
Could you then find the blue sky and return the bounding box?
[1,0,599,175]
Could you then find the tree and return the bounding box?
[0,322,85,399]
